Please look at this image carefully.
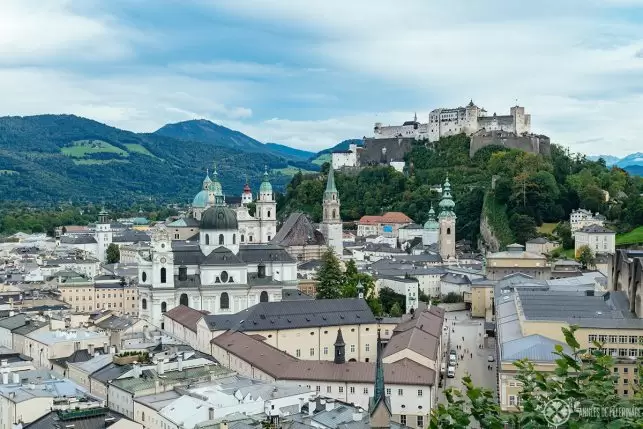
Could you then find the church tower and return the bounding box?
[256,166,277,243]
[422,203,439,246]
[438,174,457,259]
[320,168,343,257]
[369,324,391,429]
[241,175,253,206]
[95,208,113,263]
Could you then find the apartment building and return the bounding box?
[486,244,550,280]
[57,274,138,315]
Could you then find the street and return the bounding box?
[437,310,497,422]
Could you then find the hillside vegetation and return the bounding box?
[281,134,643,247]
[0,115,318,205]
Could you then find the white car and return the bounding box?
[447,366,456,378]
[487,355,495,362]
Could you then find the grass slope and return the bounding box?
[617,226,643,246]
[61,140,128,158]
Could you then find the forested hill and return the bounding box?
[0,115,317,205]
[280,135,643,246]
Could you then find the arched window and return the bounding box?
[219,234,224,245]
[332,209,336,219]
[160,268,167,284]
[220,292,230,310]
[249,236,253,242]
[267,210,271,218]
[205,234,210,245]
[141,298,147,310]
[180,293,188,307]
[141,272,147,282]
[260,291,269,302]
[142,412,145,422]
[161,302,167,313]
[232,234,236,244]
[447,227,451,235]
[241,234,245,243]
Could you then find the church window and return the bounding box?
[249,236,253,242]
[241,234,245,243]
[447,227,451,235]
[232,234,236,244]
[260,291,269,302]
[332,209,336,219]
[160,268,167,284]
[140,298,147,309]
[220,293,230,309]
[141,272,147,282]
[267,210,271,218]
[205,234,210,245]
[219,234,224,245]
[220,271,229,283]
[161,302,167,313]
[180,293,188,307]
[267,236,271,241]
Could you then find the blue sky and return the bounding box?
[2,0,643,155]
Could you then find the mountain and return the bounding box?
[0,115,317,205]
[265,143,315,161]
[154,119,315,162]
[616,152,643,168]
[587,155,621,166]
[625,165,643,177]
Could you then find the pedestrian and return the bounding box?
[470,353,473,359]
[462,336,464,341]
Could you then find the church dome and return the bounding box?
[192,190,210,208]
[200,206,238,230]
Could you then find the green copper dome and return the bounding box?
[208,166,223,196]
[192,190,211,208]
[200,205,238,230]
[438,174,457,218]
[424,205,439,230]
[260,166,273,193]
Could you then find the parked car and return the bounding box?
[447,366,456,378]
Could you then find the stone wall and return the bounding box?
[470,131,550,158]
[359,137,416,166]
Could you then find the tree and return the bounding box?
[431,326,643,428]
[576,245,596,269]
[315,249,344,299]
[554,222,574,249]
[442,292,463,303]
[378,287,406,314]
[389,302,403,317]
[106,243,120,264]
[509,213,537,245]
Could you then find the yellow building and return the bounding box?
[470,279,495,319]
[486,243,550,280]
[495,275,643,411]
[57,273,138,315]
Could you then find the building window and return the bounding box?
[161,302,167,313]
[310,348,315,357]
[398,389,403,396]
[339,386,344,393]
[327,386,331,393]
[233,234,236,244]
[417,416,424,428]
[619,335,628,344]
[363,387,368,395]
[323,347,328,355]
[219,234,224,245]
[630,336,638,344]
[160,267,167,283]
[350,387,355,394]
[316,386,320,393]
[220,292,230,309]
[141,272,147,282]
[365,344,370,352]
[418,389,423,397]
[296,349,301,358]
[205,234,210,245]
[609,335,618,343]
[400,415,406,426]
[509,396,516,406]
[350,345,355,353]
[260,291,269,302]
[241,234,245,242]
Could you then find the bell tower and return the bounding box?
[256,166,277,243]
[320,168,343,256]
[95,208,113,263]
[438,174,457,259]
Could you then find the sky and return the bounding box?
[2,0,643,155]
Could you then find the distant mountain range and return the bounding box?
[587,153,643,175]
[0,115,320,205]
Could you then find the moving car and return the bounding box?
[447,366,456,378]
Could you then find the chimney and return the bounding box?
[103,343,109,354]
[110,346,116,354]
[12,373,19,384]
[74,342,80,352]
[157,359,165,375]
[320,399,326,406]
[325,399,335,411]
[308,398,315,416]
[2,372,8,384]
[221,421,228,429]
[87,344,94,355]
[209,407,215,421]
[298,398,305,413]
[132,363,140,378]
[177,356,183,372]
[352,408,363,421]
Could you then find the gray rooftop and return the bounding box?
[205,298,375,332]
[578,224,615,234]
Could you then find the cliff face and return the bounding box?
[479,213,501,253]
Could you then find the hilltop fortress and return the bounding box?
[332,101,550,170]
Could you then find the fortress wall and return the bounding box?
[359,137,416,166]
[470,132,551,158]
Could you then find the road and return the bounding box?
[437,310,498,426]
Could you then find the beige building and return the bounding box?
[164,299,398,360]
[574,224,616,256]
[21,329,110,366]
[525,237,557,255]
[469,279,495,319]
[165,217,200,241]
[485,243,550,280]
[495,275,643,411]
[57,274,138,315]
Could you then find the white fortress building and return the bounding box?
[373,101,531,142]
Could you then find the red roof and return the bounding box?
[358,212,412,225]
[243,184,251,193]
[164,305,209,332]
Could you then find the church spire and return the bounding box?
[369,318,391,428]
[334,329,346,364]
[414,112,417,122]
[325,167,337,198]
[438,173,456,219]
[373,326,385,404]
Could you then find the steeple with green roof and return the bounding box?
[324,167,337,199]
[424,203,439,230]
[259,165,273,196]
[208,163,223,198]
[438,173,456,219]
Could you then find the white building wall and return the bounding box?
[574,232,616,255]
[376,278,420,312]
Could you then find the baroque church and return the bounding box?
[415,175,457,259]
[138,166,343,328]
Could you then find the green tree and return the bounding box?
[576,245,596,269]
[315,249,344,299]
[431,326,643,428]
[389,302,403,317]
[554,222,574,249]
[509,213,537,244]
[106,243,120,264]
[442,292,463,303]
[378,287,406,314]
